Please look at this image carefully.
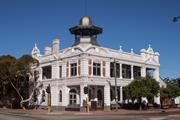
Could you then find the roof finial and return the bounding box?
[119,45,122,52]
[147,44,154,54]
[148,44,151,48]
[32,42,40,58]
[131,48,134,54]
[35,43,37,47]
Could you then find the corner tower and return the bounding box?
[69,16,103,46]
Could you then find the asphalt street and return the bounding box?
[0,112,180,120]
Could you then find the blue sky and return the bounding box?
[0,0,180,78]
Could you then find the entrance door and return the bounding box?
[97,89,103,108]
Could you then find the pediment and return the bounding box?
[63,47,83,56]
[145,57,157,65]
[85,46,108,55]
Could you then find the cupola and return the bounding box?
[69,16,103,46]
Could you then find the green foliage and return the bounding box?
[16,55,36,74]
[163,77,180,87]
[160,83,180,99]
[124,77,160,103]
[0,55,17,96]
[0,54,37,107]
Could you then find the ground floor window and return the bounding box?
[97,89,103,107]
[69,89,77,105]
[111,88,120,101]
[117,89,120,101]
[110,89,115,101]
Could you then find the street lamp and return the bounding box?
[173,16,180,22]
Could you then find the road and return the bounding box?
[1,112,180,120]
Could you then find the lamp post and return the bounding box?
[114,58,118,111]
[173,16,180,22]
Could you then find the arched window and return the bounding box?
[69,89,77,105]
[59,90,62,102]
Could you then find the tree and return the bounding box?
[0,55,17,105]
[163,77,180,87]
[160,83,180,108]
[0,54,41,109]
[124,77,160,110]
[11,55,41,109]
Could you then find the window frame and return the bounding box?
[110,62,120,78]
[93,62,101,76]
[133,66,141,78]
[70,63,77,76]
[69,89,77,105]
[122,64,131,79]
[42,65,52,80]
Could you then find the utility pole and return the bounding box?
[114,58,118,111]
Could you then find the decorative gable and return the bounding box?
[145,57,158,65]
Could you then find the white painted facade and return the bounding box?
[31,16,163,111]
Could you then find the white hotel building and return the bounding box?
[31,16,165,111]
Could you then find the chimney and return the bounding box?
[44,44,52,55]
[53,36,60,53]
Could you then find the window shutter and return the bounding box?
[66,61,69,77]
[88,59,92,76]
[103,61,106,77]
[78,59,81,76]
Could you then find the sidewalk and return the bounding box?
[0,108,180,116]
